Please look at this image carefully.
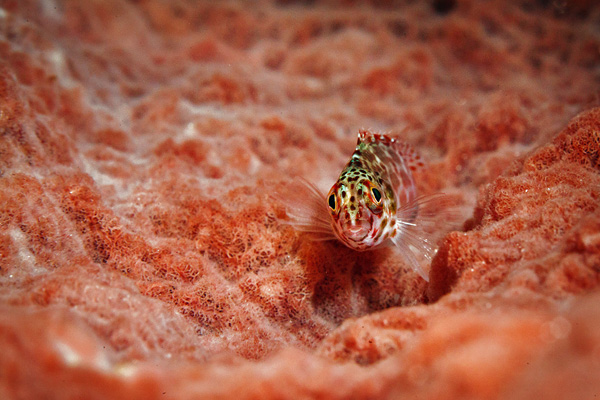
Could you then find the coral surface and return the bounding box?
[1,0,599,399]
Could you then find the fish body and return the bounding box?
[277,129,451,281]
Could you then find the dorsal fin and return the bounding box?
[356,129,425,172]
[357,129,395,145]
[394,141,425,172]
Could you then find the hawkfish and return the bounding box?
[277,129,454,281]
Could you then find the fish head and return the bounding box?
[326,176,392,249]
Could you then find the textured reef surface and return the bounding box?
[1,0,599,399]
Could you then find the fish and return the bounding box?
[277,129,455,281]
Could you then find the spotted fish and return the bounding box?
[277,129,453,281]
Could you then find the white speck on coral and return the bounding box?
[47,49,77,89]
[183,122,197,138]
[180,100,236,120]
[9,228,42,274]
[248,152,261,175]
[582,231,600,250]
[54,340,111,371]
[55,341,81,366]
[115,363,139,377]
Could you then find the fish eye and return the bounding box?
[328,193,336,211]
[370,187,382,204]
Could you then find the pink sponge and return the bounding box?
[429,108,600,301]
[1,0,600,398]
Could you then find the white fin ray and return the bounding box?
[390,234,428,281]
[273,177,337,241]
[391,193,461,281]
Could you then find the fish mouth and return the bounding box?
[342,220,370,242]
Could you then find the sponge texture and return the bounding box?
[1,0,600,399]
